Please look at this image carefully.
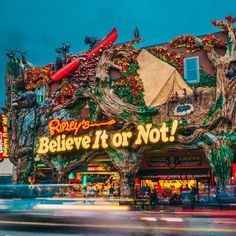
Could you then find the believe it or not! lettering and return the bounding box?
[37,120,178,154]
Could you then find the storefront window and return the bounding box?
[139,177,209,204]
[141,179,194,194]
[197,178,210,202]
[65,172,120,198]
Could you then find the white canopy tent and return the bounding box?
[137,49,193,107]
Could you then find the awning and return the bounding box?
[137,168,210,179]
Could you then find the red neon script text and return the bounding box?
[48,118,116,136]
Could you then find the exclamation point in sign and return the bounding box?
[169,120,178,142]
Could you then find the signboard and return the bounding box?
[0,115,8,159]
[149,155,202,168]
[141,174,209,179]
[37,119,178,154]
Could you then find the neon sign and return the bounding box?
[0,115,8,159]
[37,119,178,154]
[48,118,116,136]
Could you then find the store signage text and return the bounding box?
[37,119,178,154]
[0,115,8,159]
[48,118,117,136]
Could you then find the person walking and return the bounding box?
[150,189,158,210]
[190,185,198,210]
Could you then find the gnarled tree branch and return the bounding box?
[194,36,219,64]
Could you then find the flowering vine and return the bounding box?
[212,16,236,32]
[25,64,53,90]
[148,46,184,75]
[170,34,225,53]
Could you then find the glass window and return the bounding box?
[35,86,45,105]
[184,56,200,83]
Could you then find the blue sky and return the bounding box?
[0,0,236,106]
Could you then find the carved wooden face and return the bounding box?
[226,60,236,79]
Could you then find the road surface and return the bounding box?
[0,209,236,236]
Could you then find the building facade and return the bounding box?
[3,17,236,199]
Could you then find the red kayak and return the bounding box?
[51,28,118,81]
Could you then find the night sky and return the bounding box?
[0,0,235,106]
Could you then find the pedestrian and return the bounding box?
[190,185,198,210]
[156,182,163,197]
[143,191,150,199]
[150,190,158,210]
[82,186,87,198]
[90,185,95,197]
[143,191,150,210]
[109,185,114,197]
[184,184,190,191]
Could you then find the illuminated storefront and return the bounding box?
[67,162,120,198]
[136,150,211,202]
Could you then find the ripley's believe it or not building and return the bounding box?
[1,16,236,199]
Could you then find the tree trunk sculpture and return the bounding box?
[176,16,236,187]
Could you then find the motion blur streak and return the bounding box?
[33,204,129,211]
[140,217,157,221]
[175,210,236,216]
[160,217,183,222]
[0,220,236,233]
[214,220,236,224]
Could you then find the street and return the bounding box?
[0,209,236,236]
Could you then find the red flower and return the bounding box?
[211,20,217,26]
[225,16,236,23]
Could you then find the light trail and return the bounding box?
[160,217,183,222]
[33,204,129,211]
[0,220,236,233]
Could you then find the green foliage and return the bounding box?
[113,81,133,103]
[165,119,173,128]
[179,118,188,125]
[138,105,158,116]
[107,61,158,123]
[226,38,232,57]
[201,130,236,187]
[69,99,86,118]
[228,132,236,146]
[207,144,234,186]
[89,101,97,121]
[20,160,34,183]
[52,156,68,169]
[110,61,144,106]
[106,147,122,162]
[198,70,216,87]
[137,106,158,123]
[7,61,20,79]
[120,111,133,119]
[218,131,236,146]
[202,95,224,126]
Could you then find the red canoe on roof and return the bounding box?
[51,28,118,81]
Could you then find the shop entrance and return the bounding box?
[137,177,210,204]
[67,156,120,198]
[69,171,120,198]
[137,149,211,203]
